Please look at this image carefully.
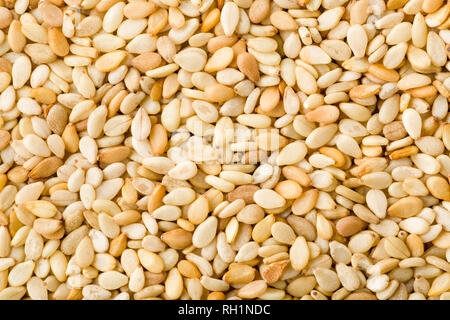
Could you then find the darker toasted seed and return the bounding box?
[29,157,63,179]
[336,216,367,237]
[383,121,407,141]
[227,185,260,204]
[99,146,131,164]
[161,228,193,249]
[0,130,10,151]
[237,52,260,82]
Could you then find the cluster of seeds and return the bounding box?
[0,0,448,300]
